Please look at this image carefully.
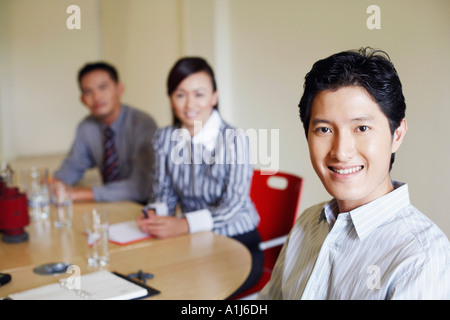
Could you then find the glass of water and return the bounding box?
[21,167,50,221]
[83,209,109,267]
[50,182,73,228]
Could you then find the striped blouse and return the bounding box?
[145,110,260,237]
[258,181,450,299]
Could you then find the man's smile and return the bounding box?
[328,165,364,175]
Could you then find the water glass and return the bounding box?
[21,167,50,221]
[84,209,109,266]
[50,182,73,228]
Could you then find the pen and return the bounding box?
[141,208,148,219]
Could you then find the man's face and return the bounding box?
[307,86,406,213]
[80,70,123,124]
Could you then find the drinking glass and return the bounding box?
[83,209,109,266]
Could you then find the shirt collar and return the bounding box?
[319,181,411,240]
[101,104,127,133]
[179,110,222,151]
[318,199,339,228]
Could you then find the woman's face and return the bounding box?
[170,71,218,135]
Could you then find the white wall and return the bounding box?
[0,0,101,159]
[0,0,11,162]
[1,0,449,236]
[99,0,217,127]
[99,0,181,127]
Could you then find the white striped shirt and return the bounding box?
[258,181,450,299]
[145,111,259,237]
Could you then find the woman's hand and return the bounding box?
[137,210,189,239]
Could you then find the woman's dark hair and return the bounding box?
[167,57,218,127]
[298,47,406,170]
[78,61,119,87]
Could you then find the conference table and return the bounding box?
[0,201,252,300]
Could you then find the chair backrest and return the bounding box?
[250,170,303,242]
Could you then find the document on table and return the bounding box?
[108,220,151,245]
[8,270,151,300]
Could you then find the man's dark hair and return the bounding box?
[298,47,406,170]
[78,61,119,87]
[167,57,218,127]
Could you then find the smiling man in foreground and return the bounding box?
[258,48,449,299]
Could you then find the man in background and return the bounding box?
[54,62,157,203]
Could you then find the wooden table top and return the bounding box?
[0,202,251,300]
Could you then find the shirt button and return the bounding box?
[329,242,340,251]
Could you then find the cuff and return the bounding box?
[185,209,213,233]
[143,202,169,216]
[91,187,101,201]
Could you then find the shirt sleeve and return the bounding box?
[93,115,157,203]
[147,126,257,235]
[54,121,96,185]
[183,129,255,234]
[184,209,214,233]
[387,262,450,299]
[147,128,213,233]
[147,128,179,212]
[205,129,254,231]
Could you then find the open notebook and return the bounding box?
[8,270,160,300]
[108,220,151,245]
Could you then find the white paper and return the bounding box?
[9,270,148,300]
[108,220,150,245]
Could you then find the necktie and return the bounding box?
[102,127,120,183]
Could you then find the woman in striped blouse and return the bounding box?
[137,57,263,296]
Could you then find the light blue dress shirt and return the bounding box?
[258,181,450,299]
[54,105,157,203]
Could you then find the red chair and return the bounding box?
[232,169,304,299]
